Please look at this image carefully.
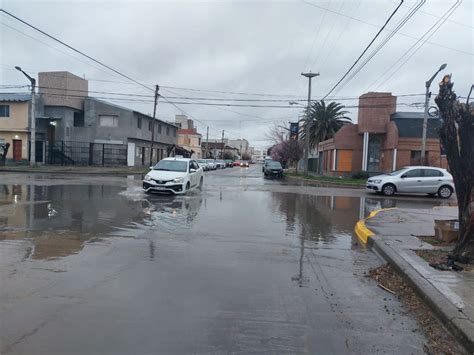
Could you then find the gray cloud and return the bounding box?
[1,0,472,148]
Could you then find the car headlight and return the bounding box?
[372,179,382,184]
[173,177,184,183]
[144,175,152,181]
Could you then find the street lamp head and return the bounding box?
[439,63,447,71]
[301,72,320,78]
[14,66,22,71]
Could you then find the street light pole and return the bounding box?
[301,72,319,175]
[15,66,36,165]
[421,63,447,165]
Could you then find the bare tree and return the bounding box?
[435,75,474,259]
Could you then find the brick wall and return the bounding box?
[358,92,397,134]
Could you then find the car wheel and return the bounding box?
[186,182,191,191]
[382,183,396,196]
[438,185,453,199]
[199,177,204,190]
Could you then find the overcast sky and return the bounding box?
[1,0,473,149]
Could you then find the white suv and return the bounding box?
[366,166,454,198]
[143,157,204,194]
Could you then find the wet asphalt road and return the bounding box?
[0,166,450,354]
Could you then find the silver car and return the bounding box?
[366,166,454,198]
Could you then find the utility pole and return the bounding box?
[149,85,160,167]
[301,72,319,175]
[421,64,446,165]
[15,66,36,165]
[205,126,209,159]
[220,130,225,159]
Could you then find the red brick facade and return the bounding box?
[317,92,447,176]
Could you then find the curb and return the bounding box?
[0,169,146,176]
[354,208,395,244]
[369,236,473,353]
[284,174,365,189]
[355,209,473,352]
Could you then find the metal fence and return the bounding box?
[45,141,127,166]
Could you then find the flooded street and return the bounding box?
[0,167,448,354]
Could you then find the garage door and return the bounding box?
[337,150,352,172]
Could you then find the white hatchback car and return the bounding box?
[366,166,454,198]
[143,157,204,194]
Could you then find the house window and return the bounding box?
[173,129,176,137]
[99,115,118,127]
[137,116,142,129]
[410,150,427,165]
[73,112,84,127]
[66,126,70,137]
[166,127,170,136]
[0,105,10,117]
[148,119,153,131]
[198,138,201,145]
[158,124,162,134]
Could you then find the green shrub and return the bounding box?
[351,171,369,179]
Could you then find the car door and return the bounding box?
[189,160,199,186]
[422,168,444,193]
[397,168,424,193]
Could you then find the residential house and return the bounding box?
[317,92,447,176]
[0,93,38,162]
[0,71,179,167]
[175,115,202,159]
[202,142,239,159]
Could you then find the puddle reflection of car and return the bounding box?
[263,161,283,178]
[366,166,454,198]
[143,157,204,194]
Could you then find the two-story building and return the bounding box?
[0,71,179,167]
[0,93,34,162]
[175,115,202,159]
[317,92,447,176]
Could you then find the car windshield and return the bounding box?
[153,160,187,172]
[268,162,282,169]
[389,168,409,176]
[197,160,206,164]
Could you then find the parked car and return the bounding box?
[233,160,241,167]
[214,160,226,169]
[263,160,283,178]
[224,159,234,167]
[366,166,454,198]
[205,159,216,170]
[262,159,274,172]
[143,157,204,194]
[197,159,209,171]
[240,161,249,168]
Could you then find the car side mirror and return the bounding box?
[190,168,197,173]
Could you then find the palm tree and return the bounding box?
[300,101,352,148]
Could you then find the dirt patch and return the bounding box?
[369,264,467,354]
[415,249,474,272]
[418,235,456,247]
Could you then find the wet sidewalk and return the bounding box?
[364,207,474,352]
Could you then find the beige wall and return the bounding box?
[177,134,202,158]
[0,101,29,130]
[39,71,88,110]
[0,101,30,160]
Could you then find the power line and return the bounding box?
[371,0,462,90]
[0,9,155,93]
[303,0,473,56]
[321,0,405,100]
[330,0,425,96]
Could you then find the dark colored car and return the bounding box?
[263,161,283,178]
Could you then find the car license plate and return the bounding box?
[155,187,167,191]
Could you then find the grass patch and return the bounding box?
[285,172,366,186]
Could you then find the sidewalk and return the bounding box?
[359,207,474,352]
[0,165,148,175]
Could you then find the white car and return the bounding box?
[366,166,454,198]
[205,159,216,170]
[143,157,204,194]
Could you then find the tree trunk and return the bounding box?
[435,75,474,259]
